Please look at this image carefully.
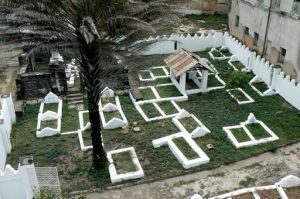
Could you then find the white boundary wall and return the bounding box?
[142,32,224,55]
[0,94,16,171]
[141,32,300,111]
[0,164,39,199]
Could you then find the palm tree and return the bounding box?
[0,0,177,169]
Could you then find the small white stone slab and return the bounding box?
[107,147,144,183]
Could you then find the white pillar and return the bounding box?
[179,73,187,94]
[201,69,208,93]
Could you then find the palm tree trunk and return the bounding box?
[87,93,107,169]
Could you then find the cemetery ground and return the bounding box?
[6,50,300,197]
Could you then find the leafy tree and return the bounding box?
[0,0,177,169]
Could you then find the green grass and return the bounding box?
[81,129,92,146]
[230,128,251,142]
[40,120,57,130]
[104,111,122,122]
[101,97,116,106]
[82,112,90,126]
[139,71,152,79]
[155,85,182,98]
[252,82,269,93]
[208,75,223,87]
[211,50,223,58]
[156,101,179,115]
[179,117,199,133]
[155,78,172,85]
[220,49,232,57]
[140,103,161,118]
[231,61,245,71]
[111,151,136,173]
[172,137,199,160]
[43,103,58,112]
[8,50,300,196]
[239,176,257,188]
[246,123,271,140]
[150,67,166,76]
[140,88,156,100]
[184,14,227,31]
[229,89,249,102]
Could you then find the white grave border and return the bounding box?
[249,76,275,97]
[36,118,61,138]
[135,100,181,122]
[152,132,210,169]
[204,175,300,199]
[36,92,62,138]
[138,66,170,82]
[99,95,128,129]
[129,84,188,106]
[77,129,93,151]
[107,147,144,183]
[207,73,226,91]
[208,47,232,61]
[226,88,255,105]
[172,110,210,138]
[223,117,279,149]
[78,110,91,131]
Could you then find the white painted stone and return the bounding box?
[102,103,118,112]
[278,175,300,188]
[107,147,144,183]
[99,96,128,129]
[152,132,210,169]
[247,113,257,124]
[176,109,191,119]
[38,111,58,121]
[191,194,203,199]
[101,87,114,98]
[105,118,127,130]
[44,92,59,104]
[191,127,209,138]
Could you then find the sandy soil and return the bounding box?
[0,66,18,99]
[80,141,300,199]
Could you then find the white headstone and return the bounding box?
[39,111,58,121]
[220,46,228,51]
[102,103,118,112]
[175,109,190,119]
[101,87,114,98]
[44,92,59,104]
[105,118,126,129]
[229,55,239,62]
[191,194,203,199]
[278,175,300,188]
[247,113,257,124]
[191,127,209,138]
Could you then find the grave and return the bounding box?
[223,113,279,148]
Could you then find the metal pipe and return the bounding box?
[262,0,273,56]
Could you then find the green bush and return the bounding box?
[34,188,55,199]
[227,71,249,88]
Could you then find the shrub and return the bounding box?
[227,71,249,88]
[34,188,55,199]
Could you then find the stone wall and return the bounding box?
[16,70,51,100]
[228,0,300,80]
[168,0,229,14]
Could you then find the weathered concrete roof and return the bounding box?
[164,48,214,77]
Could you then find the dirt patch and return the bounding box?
[0,66,18,99]
[232,193,254,199]
[284,187,300,199]
[256,189,281,199]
